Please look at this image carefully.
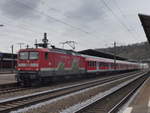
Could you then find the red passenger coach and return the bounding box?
[83,53,142,73]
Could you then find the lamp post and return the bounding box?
[114,42,116,70]
[11,45,14,73]
[17,43,25,49]
[0,24,4,72]
[105,41,117,70]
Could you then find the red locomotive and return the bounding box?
[16,33,144,85]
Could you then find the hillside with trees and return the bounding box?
[96,42,150,61]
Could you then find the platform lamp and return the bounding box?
[114,42,117,70]
[0,24,4,72]
[17,43,25,49]
[11,45,14,73]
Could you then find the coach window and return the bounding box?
[91,61,93,67]
[103,62,105,67]
[45,52,48,60]
[87,61,89,66]
[104,62,106,67]
[99,62,102,68]
[92,61,95,67]
[88,61,89,67]
[90,61,94,67]
[90,61,92,67]
[94,61,96,67]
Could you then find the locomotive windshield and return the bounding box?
[19,52,28,60]
[19,52,39,60]
[29,52,39,60]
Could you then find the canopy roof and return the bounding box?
[139,14,150,43]
[78,49,127,60]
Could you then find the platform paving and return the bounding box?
[122,76,150,113]
[0,74,16,84]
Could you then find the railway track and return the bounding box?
[0,71,139,96]
[73,71,149,113]
[0,87,27,95]
[0,83,29,95]
[0,70,147,113]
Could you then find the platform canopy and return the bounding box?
[78,49,127,61]
[139,14,150,43]
[0,52,17,60]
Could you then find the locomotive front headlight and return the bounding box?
[18,63,26,67]
[30,63,39,67]
[35,68,39,71]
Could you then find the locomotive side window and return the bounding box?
[94,61,96,67]
[19,52,28,60]
[45,52,48,60]
[29,52,39,60]
[87,61,90,67]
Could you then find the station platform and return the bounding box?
[122,76,150,113]
[0,73,16,84]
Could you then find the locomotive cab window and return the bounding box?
[29,52,39,60]
[19,52,39,60]
[19,52,28,60]
[45,52,48,60]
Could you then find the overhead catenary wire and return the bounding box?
[98,0,137,40]
[0,13,38,34]
[0,0,142,51]
[13,0,103,40]
[0,11,63,47]
[113,0,142,39]
[2,0,131,42]
[0,0,102,51]
[0,2,72,39]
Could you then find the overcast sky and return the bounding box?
[0,0,149,53]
